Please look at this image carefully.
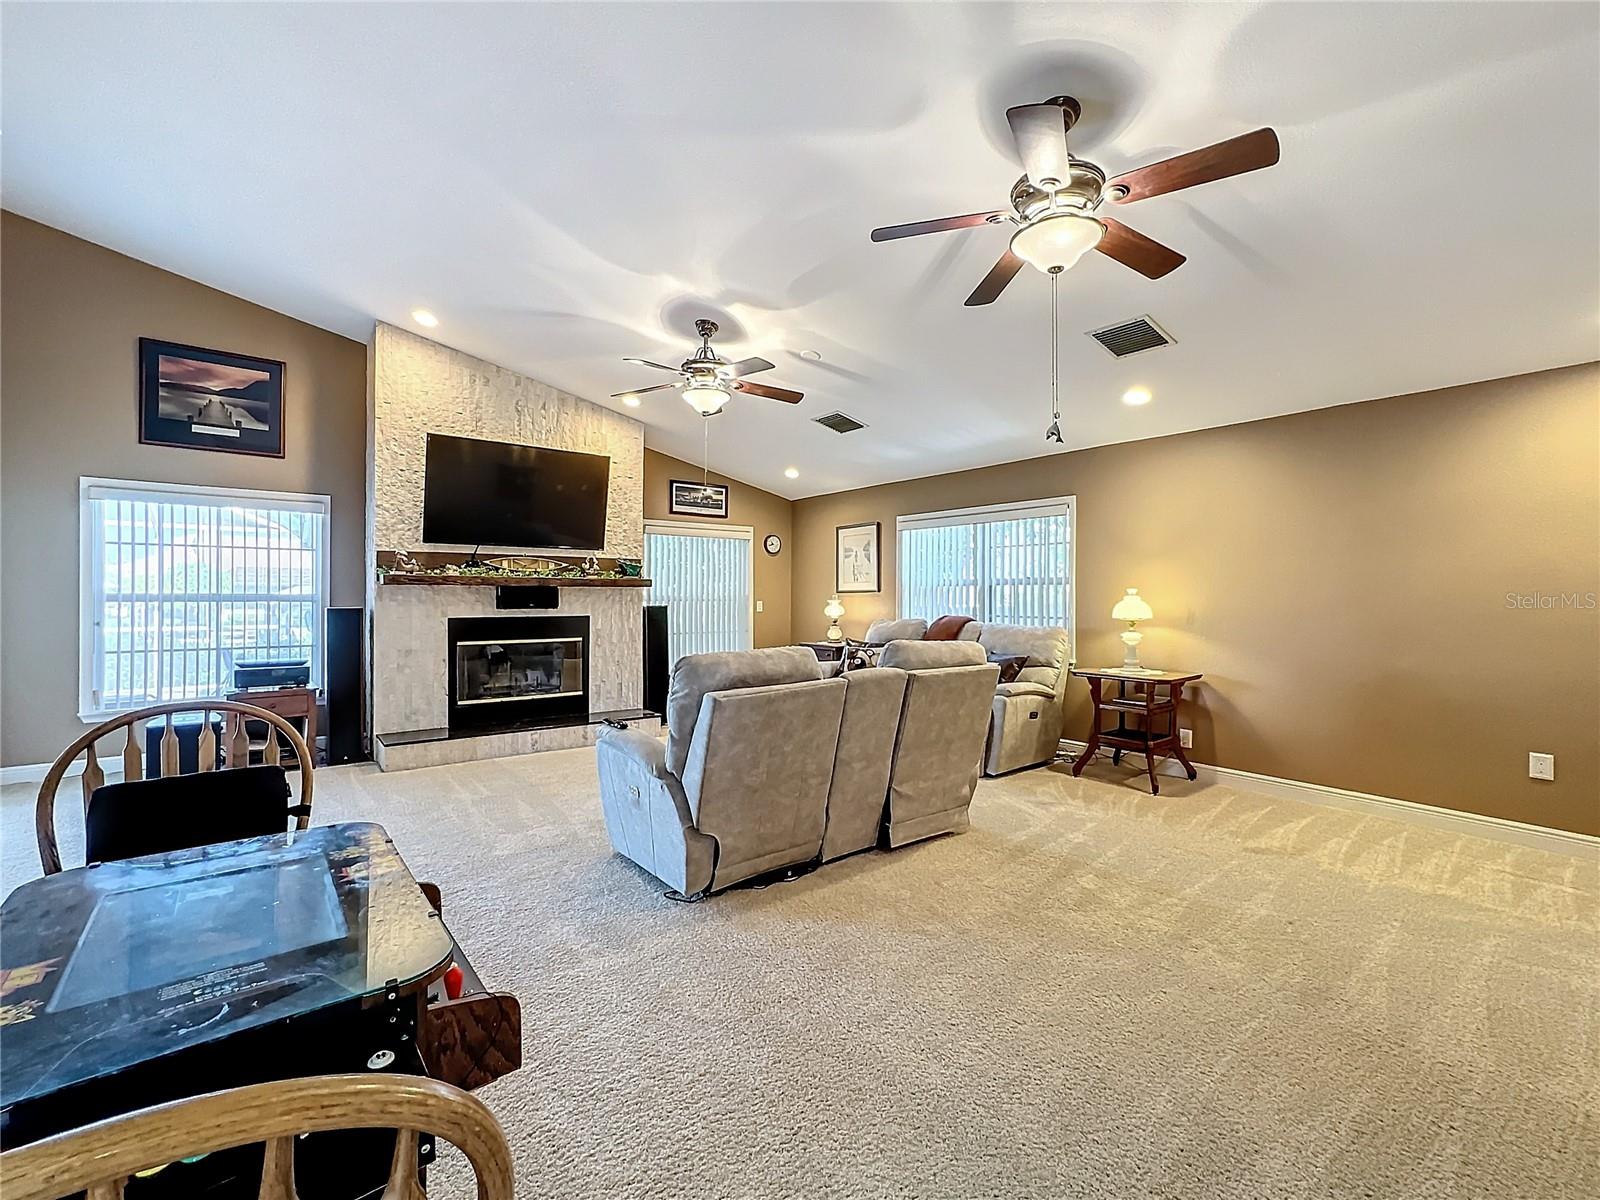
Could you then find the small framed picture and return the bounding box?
[669,479,730,519]
[836,521,880,593]
[139,339,286,457]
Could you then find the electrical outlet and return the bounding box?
[1528,752,1555,781]
[1179,728,1193,749]
[755,600,764,613]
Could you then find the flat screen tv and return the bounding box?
[421,434,610,552]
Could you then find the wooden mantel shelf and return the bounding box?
[380,573,651,588]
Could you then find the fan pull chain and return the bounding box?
[702,415,709,484]
[1046,268,1063,443]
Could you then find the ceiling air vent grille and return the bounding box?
[1087,315,1175,358]
[814,411,867,434]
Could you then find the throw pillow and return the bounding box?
[925,614,975,640]
[988,653,1028,684]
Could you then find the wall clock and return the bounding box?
[763,534,782,556]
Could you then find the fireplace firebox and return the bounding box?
[446,615,589,732]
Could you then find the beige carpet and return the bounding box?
[3,751,1597,1198]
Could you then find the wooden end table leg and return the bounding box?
[1145,749,1160,795]
[1070,678,1103,777]
[1167,682,1198,780]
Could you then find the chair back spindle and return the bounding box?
[160,715,180,778]
[197,711,217,773]
[80,743,105,813]
[122,724,142,783]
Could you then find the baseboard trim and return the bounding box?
[1058,740,1597,857]
[1,760,128,786]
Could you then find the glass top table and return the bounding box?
[0,822,452,1115]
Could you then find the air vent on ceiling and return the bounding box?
[1087,315,1175,358]
[814,411,867,434]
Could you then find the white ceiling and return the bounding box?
[4,2,1597,499]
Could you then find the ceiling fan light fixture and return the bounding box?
[1009,212,1105,274]
[683,383,731,415]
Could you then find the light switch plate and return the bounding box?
[755,600,764,613]
[1529,752,1555,781]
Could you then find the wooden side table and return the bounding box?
[1069,669,1202,795]
[226,686,317,767]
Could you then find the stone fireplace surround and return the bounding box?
[367,325,659,771]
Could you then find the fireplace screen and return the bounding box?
[455,637,584,706]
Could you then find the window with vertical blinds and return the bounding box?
[643,522,753,666]
[897,498,1074,632]
[79,478,331,718]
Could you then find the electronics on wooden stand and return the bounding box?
[325,607,365,765]
[232,658,311,691]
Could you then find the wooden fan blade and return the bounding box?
[1108,128,1279,204]
[1095,218,1186,279]
[610,382,679,398]
[734,380,803,404]
[871,211,1006,242]
[724,357,775,378]
[1006,102,1072,189]
[964,250,1026,306]
[622,357,681,372]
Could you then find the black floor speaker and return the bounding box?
[643,605,669,718]
[325,607,366,764]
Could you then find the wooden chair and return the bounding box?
[0,1073,514,1200]
[36,699,315,876]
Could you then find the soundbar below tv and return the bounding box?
[421,434,610,552]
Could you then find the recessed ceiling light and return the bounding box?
[784,467,799,479]
[1121,386,1153,407]
[798,350,823,362]
[620,394,642,408]
[411,308,439,328]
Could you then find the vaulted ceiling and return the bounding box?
[4,2,1597,498]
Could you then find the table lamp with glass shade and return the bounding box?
[1111,588,1155,672]
[824,595,846,642]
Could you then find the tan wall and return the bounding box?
[0,213,368,766]
[792,364,1600,836]
[643,450,792,647]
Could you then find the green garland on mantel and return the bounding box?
[377,557,643,581]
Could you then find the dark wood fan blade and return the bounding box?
[724,357,775,378]
[964,250,1026,306]
[622,357,681,372]
[610,382,680,398]
[871,211,1006,242]
[1108,128,1280,204]
[1095,218,1186,279]
[733,380,803,404]
[1006,102,1072,189]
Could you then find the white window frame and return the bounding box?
[896,496,1076,657]
[78,477,332,722]
[643,519,756,660]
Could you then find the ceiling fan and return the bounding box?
[870,96,1280,305]
[611,319,804,415]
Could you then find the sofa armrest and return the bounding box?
[596,729,713,895]
[597,726,674,782]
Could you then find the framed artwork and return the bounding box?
[139,338,286,458]
[836,521,880,593]
[669,479,729,519]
